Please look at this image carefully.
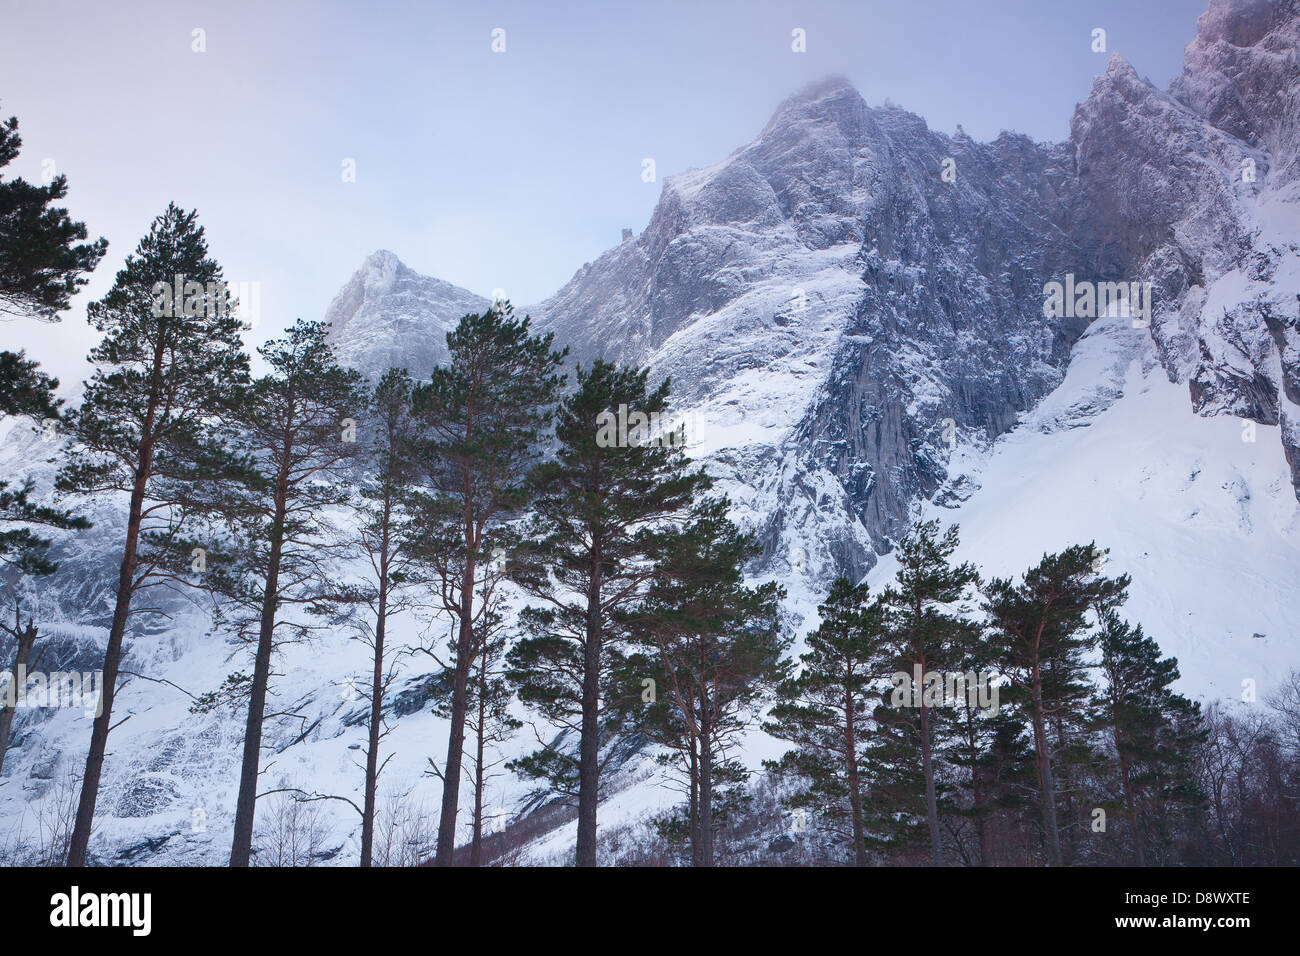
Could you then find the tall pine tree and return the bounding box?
[983,544,1127,866]
[1092,610,1205,865]
[876,519,980,865]
[765,577,888,866]
[0,102,100,740]
[57,205,248,866]
[348,368,424,866]
[407,302,565,866]
[206,318,366,867]
[625,498,786,866]
[507,360,705,866]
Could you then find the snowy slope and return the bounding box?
[866,312,1300,704]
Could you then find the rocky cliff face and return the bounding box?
[1069,0,1300,496]
[524,79,1090,584]
[518,0,1300,585]
[319,2,1300,586]
[1172,0,1300,187]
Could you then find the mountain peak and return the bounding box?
[1073,51,1154,118]
[788,73,858,102]
[1104,50,1136,76]
[323,253,488,381]
[757,74,871,146]
[360,248,405,273]
[772,74,864,113]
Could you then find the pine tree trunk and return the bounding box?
[0,617,39,778]
[698,687,714,867]
[470,656,487,867]
[844,684,867,867]
[229,499,286,867]
[359,538,390,868]
[433,483,489,866]
[434,588,475,865]
[66,457,151,867]
[1113,720,1145,866]
[688,742,701,867]
[575,584,602,867]
[1051,713,1077,864]
[1030,670,1064,867]
[969,727,991,866]
[919,663,943,865]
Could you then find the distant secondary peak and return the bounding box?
[790,73,858,100]
[363,249,403,270]
[1103,51,1138,79]
[760,74,870,139]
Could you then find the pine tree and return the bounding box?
[0,106,106,321]
[406,302,565,866]
[0,332,90,780]
[975,712,1040,864]
[427,587,521,866]
[1043,642,1106,864]
[466,604,521,867]
[348,368,423,866]
[876,519,981,865]
[624,498,786,866]
[0,468,89,776]
[0,102,104,568]
[205,318,366,867]
[1,356,90,585]
[983,544,1127,866]
[0,349,90,579]
[506,360,705,866]
[505,627,641,823]
[0,483,89,578]
[861,681,932,860]
[0,102,99,734]
[0,350,62,421]
[938,608,1011,866]
[1092,610,1205,865]
[0,352,69,573]
[56,205,249,866]
[765,577,888,866]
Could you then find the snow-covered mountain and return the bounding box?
[1,0,1297,865]
[528,76,1081,589]
[323,249,490,382]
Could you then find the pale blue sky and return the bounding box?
[1,0,1209,389]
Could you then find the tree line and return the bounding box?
[763,525,1214,867]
